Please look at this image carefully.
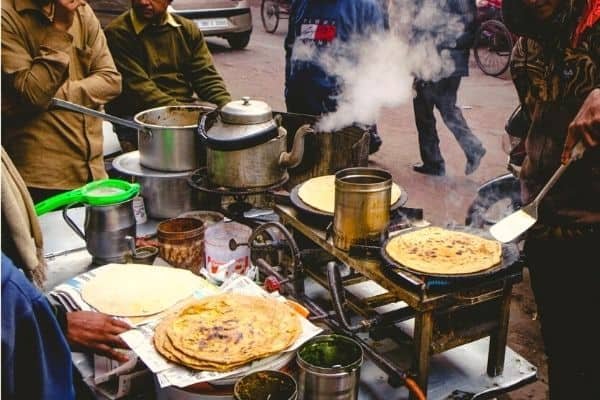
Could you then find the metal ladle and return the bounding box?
[51,98,150,135]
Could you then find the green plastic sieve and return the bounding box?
[34,179,140,216]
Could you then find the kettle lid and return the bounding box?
[198,97,280,151]
[220,96,272,124]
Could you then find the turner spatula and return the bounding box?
[490,141,586,243]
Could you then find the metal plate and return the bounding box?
[112,151,192,178]
[289,181,409,219]
[381,226,520,280]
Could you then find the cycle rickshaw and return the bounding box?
[261,0,291,33]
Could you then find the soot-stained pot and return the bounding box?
[198,97,313,188]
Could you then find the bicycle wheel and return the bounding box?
[474,20,513,77]
[261,0,280,33]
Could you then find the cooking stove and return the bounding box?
[188,167,288,219]
[258,203,526,399]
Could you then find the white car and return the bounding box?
[169,0,253,49]
[93,0,252,49]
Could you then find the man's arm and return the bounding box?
[54,4,122,108]
[186,24,231,107]
[562,88,600,163]
[1,8,72,112]
[284,1,299,87]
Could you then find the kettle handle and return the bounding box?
[197,112,209,142]
[62,203,85,240]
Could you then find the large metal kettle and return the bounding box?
[198,97,313,188]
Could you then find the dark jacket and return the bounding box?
[284,0,385,115]
[412,0,477,79]
[105,10,231,118]
[2,253,75,400]
[503,0,600,227]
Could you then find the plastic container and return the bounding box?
[204,221,252,282]
[157,218,205,274]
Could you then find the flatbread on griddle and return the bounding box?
[80,264,203,317]
[153,294,301,371]
[298,175,401,214]
[384,227,502,275]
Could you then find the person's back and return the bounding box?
[2,253,75,400]
[284,0,386,115]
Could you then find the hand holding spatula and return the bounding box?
[489,141,586,243]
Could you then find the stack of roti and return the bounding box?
[154,294,302,371]
[80,264,206,317]
[384,226,502,275]
[297,175,402,214]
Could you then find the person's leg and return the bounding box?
[412,81,445,174]
[525,231,600,400]
[435,77,486,174]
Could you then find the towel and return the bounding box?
[1,147,46,287]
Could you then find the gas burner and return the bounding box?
[188,168,288,196]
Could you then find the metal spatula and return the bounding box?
[490,141,586,243]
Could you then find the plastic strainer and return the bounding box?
[34,179,140,216]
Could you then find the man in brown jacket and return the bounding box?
[1,0,122,203]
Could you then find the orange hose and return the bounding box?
[404,377,427,400]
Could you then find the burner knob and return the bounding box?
[264,276,281,293]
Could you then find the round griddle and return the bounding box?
[290,181,409,219]
[381,226,519,280]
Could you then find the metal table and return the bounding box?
[275,204,533,398]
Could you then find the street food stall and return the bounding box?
[40,99,536,399]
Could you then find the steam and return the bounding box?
[290,0,467,132]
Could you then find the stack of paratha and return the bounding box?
[384,226,502,275]
[153,294,302,371]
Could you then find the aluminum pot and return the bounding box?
[113,151,201,219]
[198,98,312,188]
[135,105,214,172]
[333,167,392,251]
[297,334,363,400]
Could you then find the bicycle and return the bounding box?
[261,0,291,34]
[473,1,514,77]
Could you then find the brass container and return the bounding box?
[333,168,391,251]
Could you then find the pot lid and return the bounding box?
[112,151,193,178]
[220,97,272,124]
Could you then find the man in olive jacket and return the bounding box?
[105,0,231,149]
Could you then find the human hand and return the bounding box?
[562,88,600,164]
[52,0,85,32]
[66,311,131,362]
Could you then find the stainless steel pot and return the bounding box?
[50,99,214,172]
[135,105,214,172]
[297,335,363,400]
[333,168,392,251]
[198,97,312,188]
[112,151,200,219]
[62,199,136,264]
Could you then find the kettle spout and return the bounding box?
[279,124,314,169]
